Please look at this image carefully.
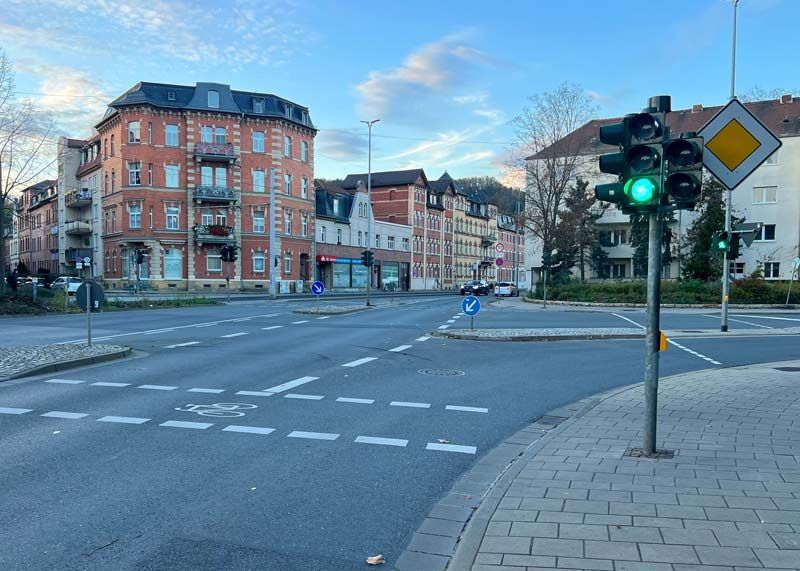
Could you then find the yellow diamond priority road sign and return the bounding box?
[699,99,781,190]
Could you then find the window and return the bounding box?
[207,252,222,272]
[321,225,326,242]
[201,166,213,186]
[753,186,777,204]
[147,122,152,144]
[402,238,409,252]
[336,228,342,244]
[729,262,745,276]
[284,136,292,157]
[765,262,780,278]
[301,214,308,237]
[252,131,265,152]
[375,234,381,248]
[253,170,265,193]
[301,141,308,162]
[207,90,219,108]
[253,213,265,233]
[110,135,115,156]
[167,91,176,101]
[166,124,179,147]
[284,210,293,235]
[103,138,108,159]
[253,98,263,113]
[755,224,776,241]
[128,121,140,143]
[284,105,292,119]
[166,207,179,230]
[301,177,308,199]
[215,212,227,226]
[284,253,292,273]
[215,167,227,188]
[357,231,363,246]
[284,173,292,195]
[388,236,395,250]
[149,206,153,228]
[253,252,265,272]
[215,127,226,144]
[202,212,213,225]
[200,126,213,143]
[165,165,179,188]
[148,163,153,185]
[129,204,141,229]
[128,162,141,186]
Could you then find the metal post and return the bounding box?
[643,211,663,454]
[269,167,277,300]
[361,119,379,306]
[542,266,548,308]
[86,281,92,347]
[722,0,739,332]
[226,263,231,303]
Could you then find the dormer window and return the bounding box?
[284,104,292,119]
[253,98,263,113]
[208,90,219,108]
[167,91,176,101]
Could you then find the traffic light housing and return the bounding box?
[595,116,630,206]
[361,250,374,267]
[665,133,703,210]
[712,231,730,254]
[221,245,239,263]
[728,234,741,260]
[624,112,664,209]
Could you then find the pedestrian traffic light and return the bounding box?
[665,133,703,210]
[624,112,664,209]
[712,231,730,253]
[361,250,374,267]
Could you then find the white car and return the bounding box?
[494,282,519,297]
[50,276,83,296]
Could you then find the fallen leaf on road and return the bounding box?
[437,438,451,444]
[366,554,385,565]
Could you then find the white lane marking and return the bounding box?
[92,382,131,387]
[264,376,320,393]
[702,314,774,329]
[287,431,339,441]
[292,320,309,324]
[235,391,274,397]
[164,341,201,348]
[342,357,378,368]
[262,325,284,330]
[97,416,149,424]
[452,315,461,319]
[160,420,213,430]
[731,314,800,322]
[426,442,477,455]
[0,407,33,415]
[138,384,178,391]
[336,397,375,404]
[446,405,489,413]
[447,320,456,323]
[438,325,450,330]
[143,328,176,335]
[187,388,226,394]
[41,411,88,419]
[284,393,324,400]
[389,345,412,353]
[194,323,218,328]
[390,401,431,409]
[45,379,84,385]
[668,340,722,365]
[416,336,431,342]
[231,317,253,322]
[222,425,275,435]
[317,316,331,320]
[611,313,645,329]
[355,436,408,447]
[263,313,280,318]
[221,332,248,338]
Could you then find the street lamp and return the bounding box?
[361,119,379,306]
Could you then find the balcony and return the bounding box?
[65,248,92,264]
[64,220,92,235]
[480,233,497,247]
[66,188,92,207]
[193,224,235,244]
[194,185,238,203]
[194,142,237,163]
[480,256,494,265]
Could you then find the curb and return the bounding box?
[523,297,797,310]
[291,306,374,316]
[431,331,644,342]
[1,347,133,382]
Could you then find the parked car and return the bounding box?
[460,280,490,296]
[494,281,519,297]
[50,276,83,295]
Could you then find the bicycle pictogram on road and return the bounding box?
[174,403,258,418]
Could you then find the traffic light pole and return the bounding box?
[643,209,664,455]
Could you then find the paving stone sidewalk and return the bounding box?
[455,360,800,570]
[0,344,131,380]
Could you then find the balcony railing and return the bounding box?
[66,188,92,207]
[64,220,92,235]
[194,185,238,203]
[193,224,235,243]
[194,142,237,161]
[480,233,497,246]
[65,247,92,264]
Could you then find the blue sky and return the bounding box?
[2,0,795,186]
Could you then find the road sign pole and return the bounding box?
[643,209,663,455]
[86,281,92,347]
[721,188,732,332]
[471,316,474,331]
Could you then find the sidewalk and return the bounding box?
[0,344,131,381]
[452,360,800,570]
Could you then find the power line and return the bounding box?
[321,128,513,146]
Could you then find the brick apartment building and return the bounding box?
[14,180,59,276]
[96,81,315,290]
[496,214,524,284]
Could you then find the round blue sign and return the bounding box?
[462,295,481,317]
[311,281,325,296]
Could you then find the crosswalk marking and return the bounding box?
[438,325,450,330]
[416,336,431,342]
[287,431,339,441]
[342,357,378,368]
[264,376,320,393]
[45,379,84,385]
[426,442,477,455]
[388,345,412,352]
[41,411,88,419]
[97,416,149,425]
[0,407,33,415]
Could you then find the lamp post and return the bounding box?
[361,119,379,306]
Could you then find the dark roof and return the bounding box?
[65,138,87,149]
[527,96,800,160]
[341,169,427,190]
[314,183,352,223]
[430,171,456,194]
[497,214,521,232]
[101,81,315,130]
[23,180,57,194]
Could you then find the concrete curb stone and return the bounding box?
[1,346,132,381]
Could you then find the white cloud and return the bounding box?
[453,92,489,105]
[316,129,369,162]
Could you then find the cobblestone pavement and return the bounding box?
[0,344,130,380]
[456,360,800,570]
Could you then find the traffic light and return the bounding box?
[623,112,664,209]
[665,133,703,210]
[728,234,741,260]
[220,245,238,263]
[712,231,730,253]
[595,116,630,205]
[361,250,374,267]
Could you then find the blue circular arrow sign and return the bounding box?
[311,281,325,296]
[461,295,481,317]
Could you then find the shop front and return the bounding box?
[317,254,409,291]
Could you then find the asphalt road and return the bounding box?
[1,296,799,570]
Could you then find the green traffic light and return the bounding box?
[716,239,729,250]
[625,177,656,203]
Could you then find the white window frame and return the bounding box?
[129,204,141,229]
[321,225,326,242]
[301,141,308,162]
[201,212,213,225]
[284,210,292,235]
[253,213,265,233]
[215,127,226,145]
[402,238,409,252]
[284,173,292,195]
[215,167,227,188]
[253,98,263,113]
[301,214,308,237]
[752,186,777,204]
[358,231,362,246]
[207,252,222,272]
[375,234,380,248]
[755,224,776,242]
[253,170,265,193]
[253,253,265,273]
[166,124,179,147]
[388,236,395,250]
[336,228,342,244]
[128,121,140,144]
[166,207,179,230]
[284,253,292,274]
[208,90,219,108]
[253,131,265,153]
[200,126,213,143]
[165,165,179,188]
[128,162,141,186]
[764,262,780,279]
[301,177,308,199]
[284,135,292,157]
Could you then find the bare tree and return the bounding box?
[738,86,799,103]
[511,82,597,278]
[0,50,56,292]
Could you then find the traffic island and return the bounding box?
[0,344,132,381]
[292,304,375,316]
[432,327,646,342]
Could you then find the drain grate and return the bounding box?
[418,368,466,377]
[534,415,569,427]
[680,330,704,333]
[774,367,800,372]
[625,448,675,459]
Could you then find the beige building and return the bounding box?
[451,175,498,283]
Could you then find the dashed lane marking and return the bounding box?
[341,357,378,368]
[668,340,723,365]
[187,388,226,394]
[426,442,477,455]
[222,425,275,435]
[447,320,456,323]
[388,345,412,352]
[264,376,320,393]
[446,405,489,413]
[416,336,431,342]
[96,416,149,424]
[284,393,324,400]
[292,320,309,324]
[194,323,218,328]
[231,317,253,322]
[390,401,431,409]
[287,431,339,441]
[41,411,88,419]
[138,384,178,391]
[336,397,375,404]
[164,341,201,348]
[143,329,177,335]
[160,420,213,430]
[45,379,84,385]
[235,391,274,397]
[438,325,450,330]
[221,332,248,338]
[355,436,408,447]
[262,325,284,330]
[0,407,33,415]
[92,382,131,387]
[317,316,331,320]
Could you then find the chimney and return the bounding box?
[692,104,703,113]
[780,94,793,104]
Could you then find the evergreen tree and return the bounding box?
[682,178,727,281]
[553,179,604,281]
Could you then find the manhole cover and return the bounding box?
[774,367,800,372]
[418,368,465,377]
